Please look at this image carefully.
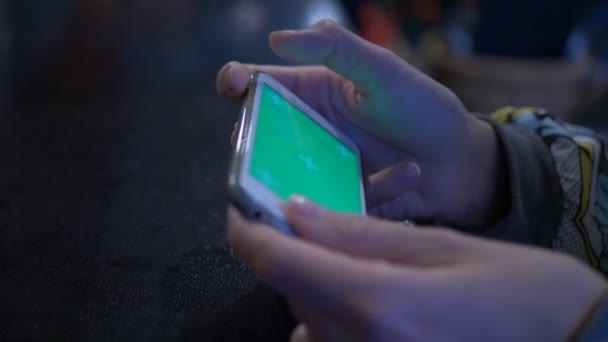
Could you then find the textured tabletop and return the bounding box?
[0,0,350,340]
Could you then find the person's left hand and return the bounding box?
[227,198,607,342]
[218,21,506,228]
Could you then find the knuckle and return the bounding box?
[314,19,339,32]
[314,19,342,47]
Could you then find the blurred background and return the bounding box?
[0,0,607,341]
[346,0,608,121]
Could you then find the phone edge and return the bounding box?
[225,72,296,235]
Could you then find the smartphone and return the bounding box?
[227,72,366,234]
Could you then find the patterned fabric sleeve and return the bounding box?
[491,106,608,275]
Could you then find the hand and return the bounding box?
[217,20,506,229]
[227,197,608,342]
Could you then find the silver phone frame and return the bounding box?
[226,72,366,234]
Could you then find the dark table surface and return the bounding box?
[0,1,351,340]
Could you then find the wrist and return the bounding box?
[457,115,510,230]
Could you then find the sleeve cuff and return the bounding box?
[475,115,563,247]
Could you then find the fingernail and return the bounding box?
[288,195,323,219]
[272,29,298,35]
[227,62,237,94]
[407,163,421,179]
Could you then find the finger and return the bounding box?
[284,197,469,265]
[288,304,339,342]
[290,322,350,342]
[269,20,405,95]
[216,61,250,98]
[365,161,421,208]
[227,206,387,311]
[219,60,405,174]
[367,190,425,221]
[290,324,314,342]
[216,61,331,102]
[288,302,353,342]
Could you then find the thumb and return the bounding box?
[284,196,467,265]
[269,20,405,96]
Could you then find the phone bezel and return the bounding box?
[227,72,366,233]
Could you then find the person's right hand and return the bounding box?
[227,197,608,342]
[217,20,506,229]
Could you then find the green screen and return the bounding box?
[250,84,362,214]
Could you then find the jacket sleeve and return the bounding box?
[479,107,608,275]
